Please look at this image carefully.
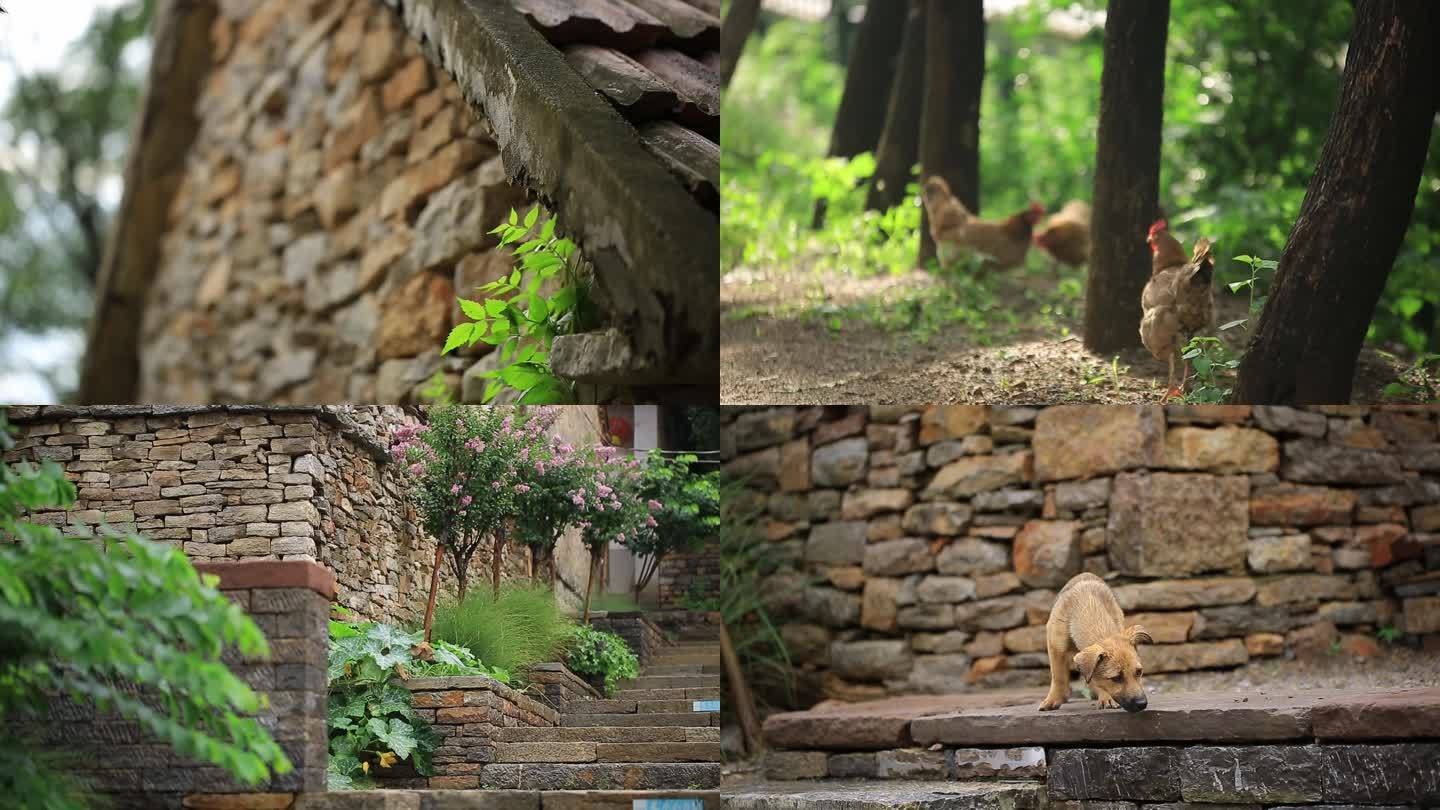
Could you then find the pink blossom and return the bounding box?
[646,516,657,527]
[514,483,531,494]
[461,495,473,506]
[409,463,423,476]
[491,480,501,490]
[451,483,462,494]
[647,499,662,511]
[535,461,545,474]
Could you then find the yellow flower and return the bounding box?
[378,751,400,769]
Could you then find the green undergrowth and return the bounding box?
[429,583,575,677]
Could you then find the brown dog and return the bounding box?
[1038,573,1152,712]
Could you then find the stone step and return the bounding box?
[481,762,721,790]
[567,698,717,715]
[648,652,718,665]
[619,674,720,690]
[296,789,720,809]
[497,726,720,744]
[722,781,1045,810]
[615,687,720,701]
[563,712,718,728]
[494,741,721,764]
[643,663,720,675]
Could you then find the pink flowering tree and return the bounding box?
[570,447,655,623]
[513,437,598,586]
[389,405,561,642]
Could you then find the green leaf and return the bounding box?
[1228,280,1252,293]
[498,362,549,391]
[458,298,487,320]
[508,208,519,225]
[524,206,540,228]
[527,294,548,322]
[1232,255,1254,263]
[517,377,572,404]
[1218,318,1248,331]
[484,299,508,316]
[442,324,473,354]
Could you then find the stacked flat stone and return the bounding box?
[657,545,721,609]
[139,0,529,404]
[722,405,1440,699]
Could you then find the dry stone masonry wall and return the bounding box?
[140,0,528,404]
[721,405,1440,700]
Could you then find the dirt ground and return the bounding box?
[721,264,1415,405]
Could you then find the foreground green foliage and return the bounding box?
[0,417,291,809]
[326,615,504,790]
[626,453,721,598]
[444,206,600,403]
[719,478,797,709]
[566,625,640,696]
[430,583,575,677]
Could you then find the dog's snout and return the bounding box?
[1122,694,1148,713]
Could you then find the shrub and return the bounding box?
[566,625,640,697]
[326,616,501,790]
[430,583,575,677]
[0,415,291,808]
[623,453,719,601]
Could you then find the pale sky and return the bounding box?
[0,0,136,404]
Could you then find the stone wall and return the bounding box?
[590,613,667,667]
[138,0,529,404]
[2,405,598,626]
[721,405,1440,699]
[375,675,560,790]
[32,561,332,810]
[656,543,721,609]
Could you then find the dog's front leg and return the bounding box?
[1037,622,1071,711]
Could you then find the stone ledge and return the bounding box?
[194,560,338,599]
[1312,687,1440,740]
[723,781,1045,810]
[764,692,1038,751]
[292,789,720,810]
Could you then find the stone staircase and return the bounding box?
[485,638,722,789]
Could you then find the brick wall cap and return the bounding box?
[193,560,338,599]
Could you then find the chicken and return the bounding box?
[1140,218,1215,400]
[1033,200,1091,266]
[920,176,1044,269]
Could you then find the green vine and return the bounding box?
[443,205,599,404]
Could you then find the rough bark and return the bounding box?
[492,522,507,602]
[866,0,926,213]
[423,541,444,643]
[1235,0,1439,404]
[917,0,984,265]
[1084,0,1170,353]
[814,4,908,227]
[719,0,762,89]
[582,553,600,624]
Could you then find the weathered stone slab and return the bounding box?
[1178,745,1323,803]
[1316,743,1440,804]
[1163,426,1278,473]
[1047,747,1181,801]
[911,691,1356,746]
[922,453,1032,499]
[1143,639,1248,673]
[1033,406,1164,482]
[1313,688,1440,740]
[873,748,947,779]
[1282,439,1406,484]
[947,746,1046,779]
[722,781,1046,810]
[1108,473,1249,576]
[1113,578,1256,611]
[762,692,1038,751]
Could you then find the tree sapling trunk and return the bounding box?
[422,541,444,643]
[867,0,926,213]
[1084,0,1170,353]
[719,0,762,89]
[917,0,984,265]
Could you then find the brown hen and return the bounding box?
[1140,218,1215,399]
[1033,200,1091,266]
[921,176,1044,269]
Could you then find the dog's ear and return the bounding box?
[1126,625,1152,645]
[1073,645,1105,682]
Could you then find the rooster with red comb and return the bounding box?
[1140,217,1215,401]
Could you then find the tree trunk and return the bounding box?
[719,0,762,90]
[866,0,926,213]
[582,553,600,624]
[917,0,984,265]
[813,4,908,228]
[492,522,507,602]
[422,541,444,643]
[1083,0,1170,353]
[1234,0,1438,404]
[721,622,764,756]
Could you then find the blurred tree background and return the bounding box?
[0,0,154,401]
[722,0,1438,359]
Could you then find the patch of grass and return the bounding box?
[589,592,644,613]
[430,583,576,675]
